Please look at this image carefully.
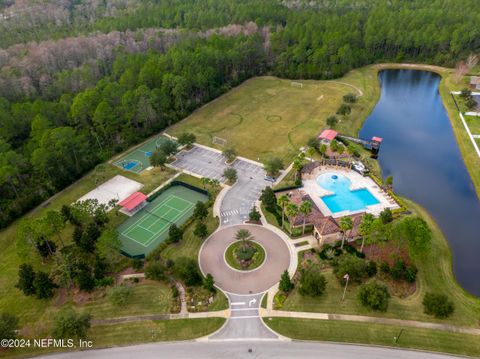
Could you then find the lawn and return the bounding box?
[465,115,480,135]
[264,318,480,358]
[277,198,480,327]
[4,318,225,358]
[168,72,379,163]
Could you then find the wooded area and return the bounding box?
[0,0,479,228]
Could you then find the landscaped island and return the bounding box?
[224,229,266,271]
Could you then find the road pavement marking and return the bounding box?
[230,302,246,306]
[229,316,260,320]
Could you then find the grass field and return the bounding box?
[168,73,379,163]
[277,198,480,328]
[4,318,225,358]
[264,318,480,357]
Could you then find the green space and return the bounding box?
[273,198,480,328]
[224,241,266,271]
[465,115,480,135]
[118,185,208,257]
[5,318,225,358]
[264,318,480,358]
[112,136,173,174]
[168,72,378,163]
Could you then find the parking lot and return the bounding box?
[170,145,269,225]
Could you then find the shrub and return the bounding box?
[337,104,351,115]
[366,261,377,277]
[171,284,179,298]
[177,132,196,147]
[53,308,91,339]
[203,273,216,293]
[249,207,261,221]
[333,255,367,283]
[379,261,390,274]
[108,285,133,306]
[132,259,144,271]
[16,263,36,296]
[222,147,237,163]
[307,137,319,150]
[326,115,338,127]
[223,167,238,183]
[95,276,114,287]
[390,259,407,280]
[0,313,19,340]
[358,280,390,311]
[422,293,455,318]
[193,201,208,221]
[145,261,167,281]
[299,266,326,297]
[343,93,357,103]
[173,257,203,287]
[33,271,56,299]
[279,270,294,293]
[379,208,393,224]
[260,187,277,212]
[405,265,418,283]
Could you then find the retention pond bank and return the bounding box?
[360,69,480,296]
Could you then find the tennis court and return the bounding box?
[118,185,208,257]
[113,136,174,174]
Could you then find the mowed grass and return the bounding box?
[465,115,480,135]
[4,318,225,358]
[279,198,480,328]
[0,161,177,329]
[168,73,379,163]
[264,318,480,358]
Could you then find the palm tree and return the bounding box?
[235,228,254,249]
[285,203,299,235]
[359,213,374,252]
[277,195,290,229]
[339,216,353,249]
[306,147,315,162]
[299,200,313,234]
[201,177,211,189]
[293,158,303,181]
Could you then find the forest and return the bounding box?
[0,0,479,228]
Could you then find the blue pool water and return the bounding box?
[317,173,379,213]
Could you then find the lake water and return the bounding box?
[360,69,480,296]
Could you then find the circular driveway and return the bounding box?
[199,224,291,294]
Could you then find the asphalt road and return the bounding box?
[40,340,463,359]
[199,224,290,294]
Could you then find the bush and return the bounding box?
[260,187,277,212]
[223,167,238,183]
[108,285,133,306]
[53,308,91,339]
[145,261,167,281]
[333,255,367,283]
[194,221,208,239]
[33,271,56,299]
[279,270,294,293]
[171,284,179,298]
[405,265,418,283]
[0,313,19,340]
[379,208,393,224]
[379,261,390,274]
[337,104,351,115]
[132,259,144,271]
[326,115,338,127]
[173,257,203,287]
[358,280,390,311]
[390,259,417,283]
[95,276,114,287]
[203,273,216,293]
[16,263,36,296]
[299,266,326,297]
[422,293,455,318]
[249,207,261,221]
[366,261,377,277]
[168,224,183,243]
[343,93,357,103]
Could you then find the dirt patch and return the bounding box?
[54,287,68,307]
[359,240,412,266]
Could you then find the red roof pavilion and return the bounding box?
[318,129,338,141]
[371,136,383,143]
[118,192,148,211]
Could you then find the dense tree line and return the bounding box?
[1,0,479,227]
[0,33,267,228]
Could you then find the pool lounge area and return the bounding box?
[302,167,399,218]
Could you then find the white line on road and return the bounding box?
[230,302,246,306]
[231,308,258,312]
[229,316,260,320]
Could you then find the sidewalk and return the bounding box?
[260,309,480,336]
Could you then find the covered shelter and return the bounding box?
[318,129,338,144]
[118,192,148,216]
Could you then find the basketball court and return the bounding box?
[118,185,208,257]
[113,136,173,174]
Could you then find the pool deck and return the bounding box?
[302,167,400,218]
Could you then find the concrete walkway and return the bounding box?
[260,309,480,336]
[91,310,229,326]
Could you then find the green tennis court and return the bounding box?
[113,136,174,174]
[118,185,208,257]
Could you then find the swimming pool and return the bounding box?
[317,172,379,213]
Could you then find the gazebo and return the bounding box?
[118,192,148,216]
[318,129,338,144]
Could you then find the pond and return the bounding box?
[360,69,480,296]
